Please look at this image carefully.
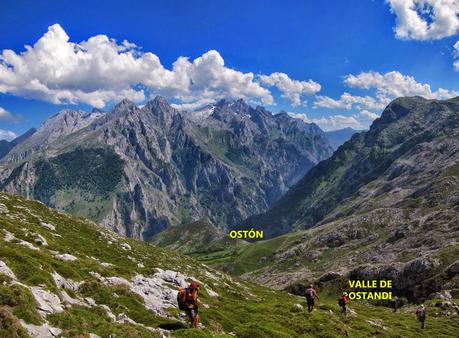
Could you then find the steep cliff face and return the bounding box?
[0,128,36,160]
[0,97,333,240]
[247,96,459,238]
[204,96,459,298]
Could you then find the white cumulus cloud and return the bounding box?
[287,112,366,131]
[454,40,459,70]
[313,92,386,110]
[0,24,274,108]
[344,70,459,102]
[0,129,17,141]
[259,72,321,106]
[387,0,459,40]
[359,110,380,121]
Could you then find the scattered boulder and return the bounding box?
[318,231,345,248]
[18,240,39,251]
[116,312,136,325]
[428,290,452,300]
[101,304,116,322]
[30,287,64,315]
[450,289,459,298]
[318,271,342,283]
[54,253,77,262]
[3,230,14,242]
[20,320,62,338]
[0,203,8,214]
[291,303,304,313]
[40,222,56,231]
[34,233,48,246]
[0,260,16,280]
[85,297,97,307]
[366,319,387,330]
[121,243,132,251]
[433,301,459,314]
[51,272,82,291]
[446,260,459,277]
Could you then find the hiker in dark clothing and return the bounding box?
[177,282,200,328]
[416,304,426,329]
[391,296,399,312]
[305,284,320,312]
[339,292,350,314]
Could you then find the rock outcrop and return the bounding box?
[0,97,333,240]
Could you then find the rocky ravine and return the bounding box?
[211,96,459,301]
[0,97,333,240]
[2,193,458,337]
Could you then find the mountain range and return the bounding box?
[179,96,458,302]
[0,97,335,240]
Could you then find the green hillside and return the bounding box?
[1,192,458,337]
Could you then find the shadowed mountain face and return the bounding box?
[186,96,459,300]
[0,97,333,240]
[0,128,36,160]
[246,96,459,239]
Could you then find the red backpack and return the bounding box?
[177,288,188,311]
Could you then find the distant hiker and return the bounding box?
[338,292,350,314]
[305,284,320,312]
[177,282,200,328]
[416,305,426,329]
[391,296,399,312]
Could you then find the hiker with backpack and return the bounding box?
[416,304,426,329]
[391,296,399,313]
[305,284,320,312]
[338,292,350,314]
[177,281,200,329]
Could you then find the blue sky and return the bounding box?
[0,0,458,139]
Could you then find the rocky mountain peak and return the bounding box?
[215,98,250,112]
[113,98,137,112]
[144,96,175,113]
[373,96,428,128]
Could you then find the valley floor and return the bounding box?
[0,192,458,338]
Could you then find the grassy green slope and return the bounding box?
[1,193,458,337]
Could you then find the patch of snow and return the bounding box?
[137,262,145,268]
[0,260,16,280]
[40,222,56,231]
[89,334,102,338]
[101,262,114,267]
[189,106,215,122]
